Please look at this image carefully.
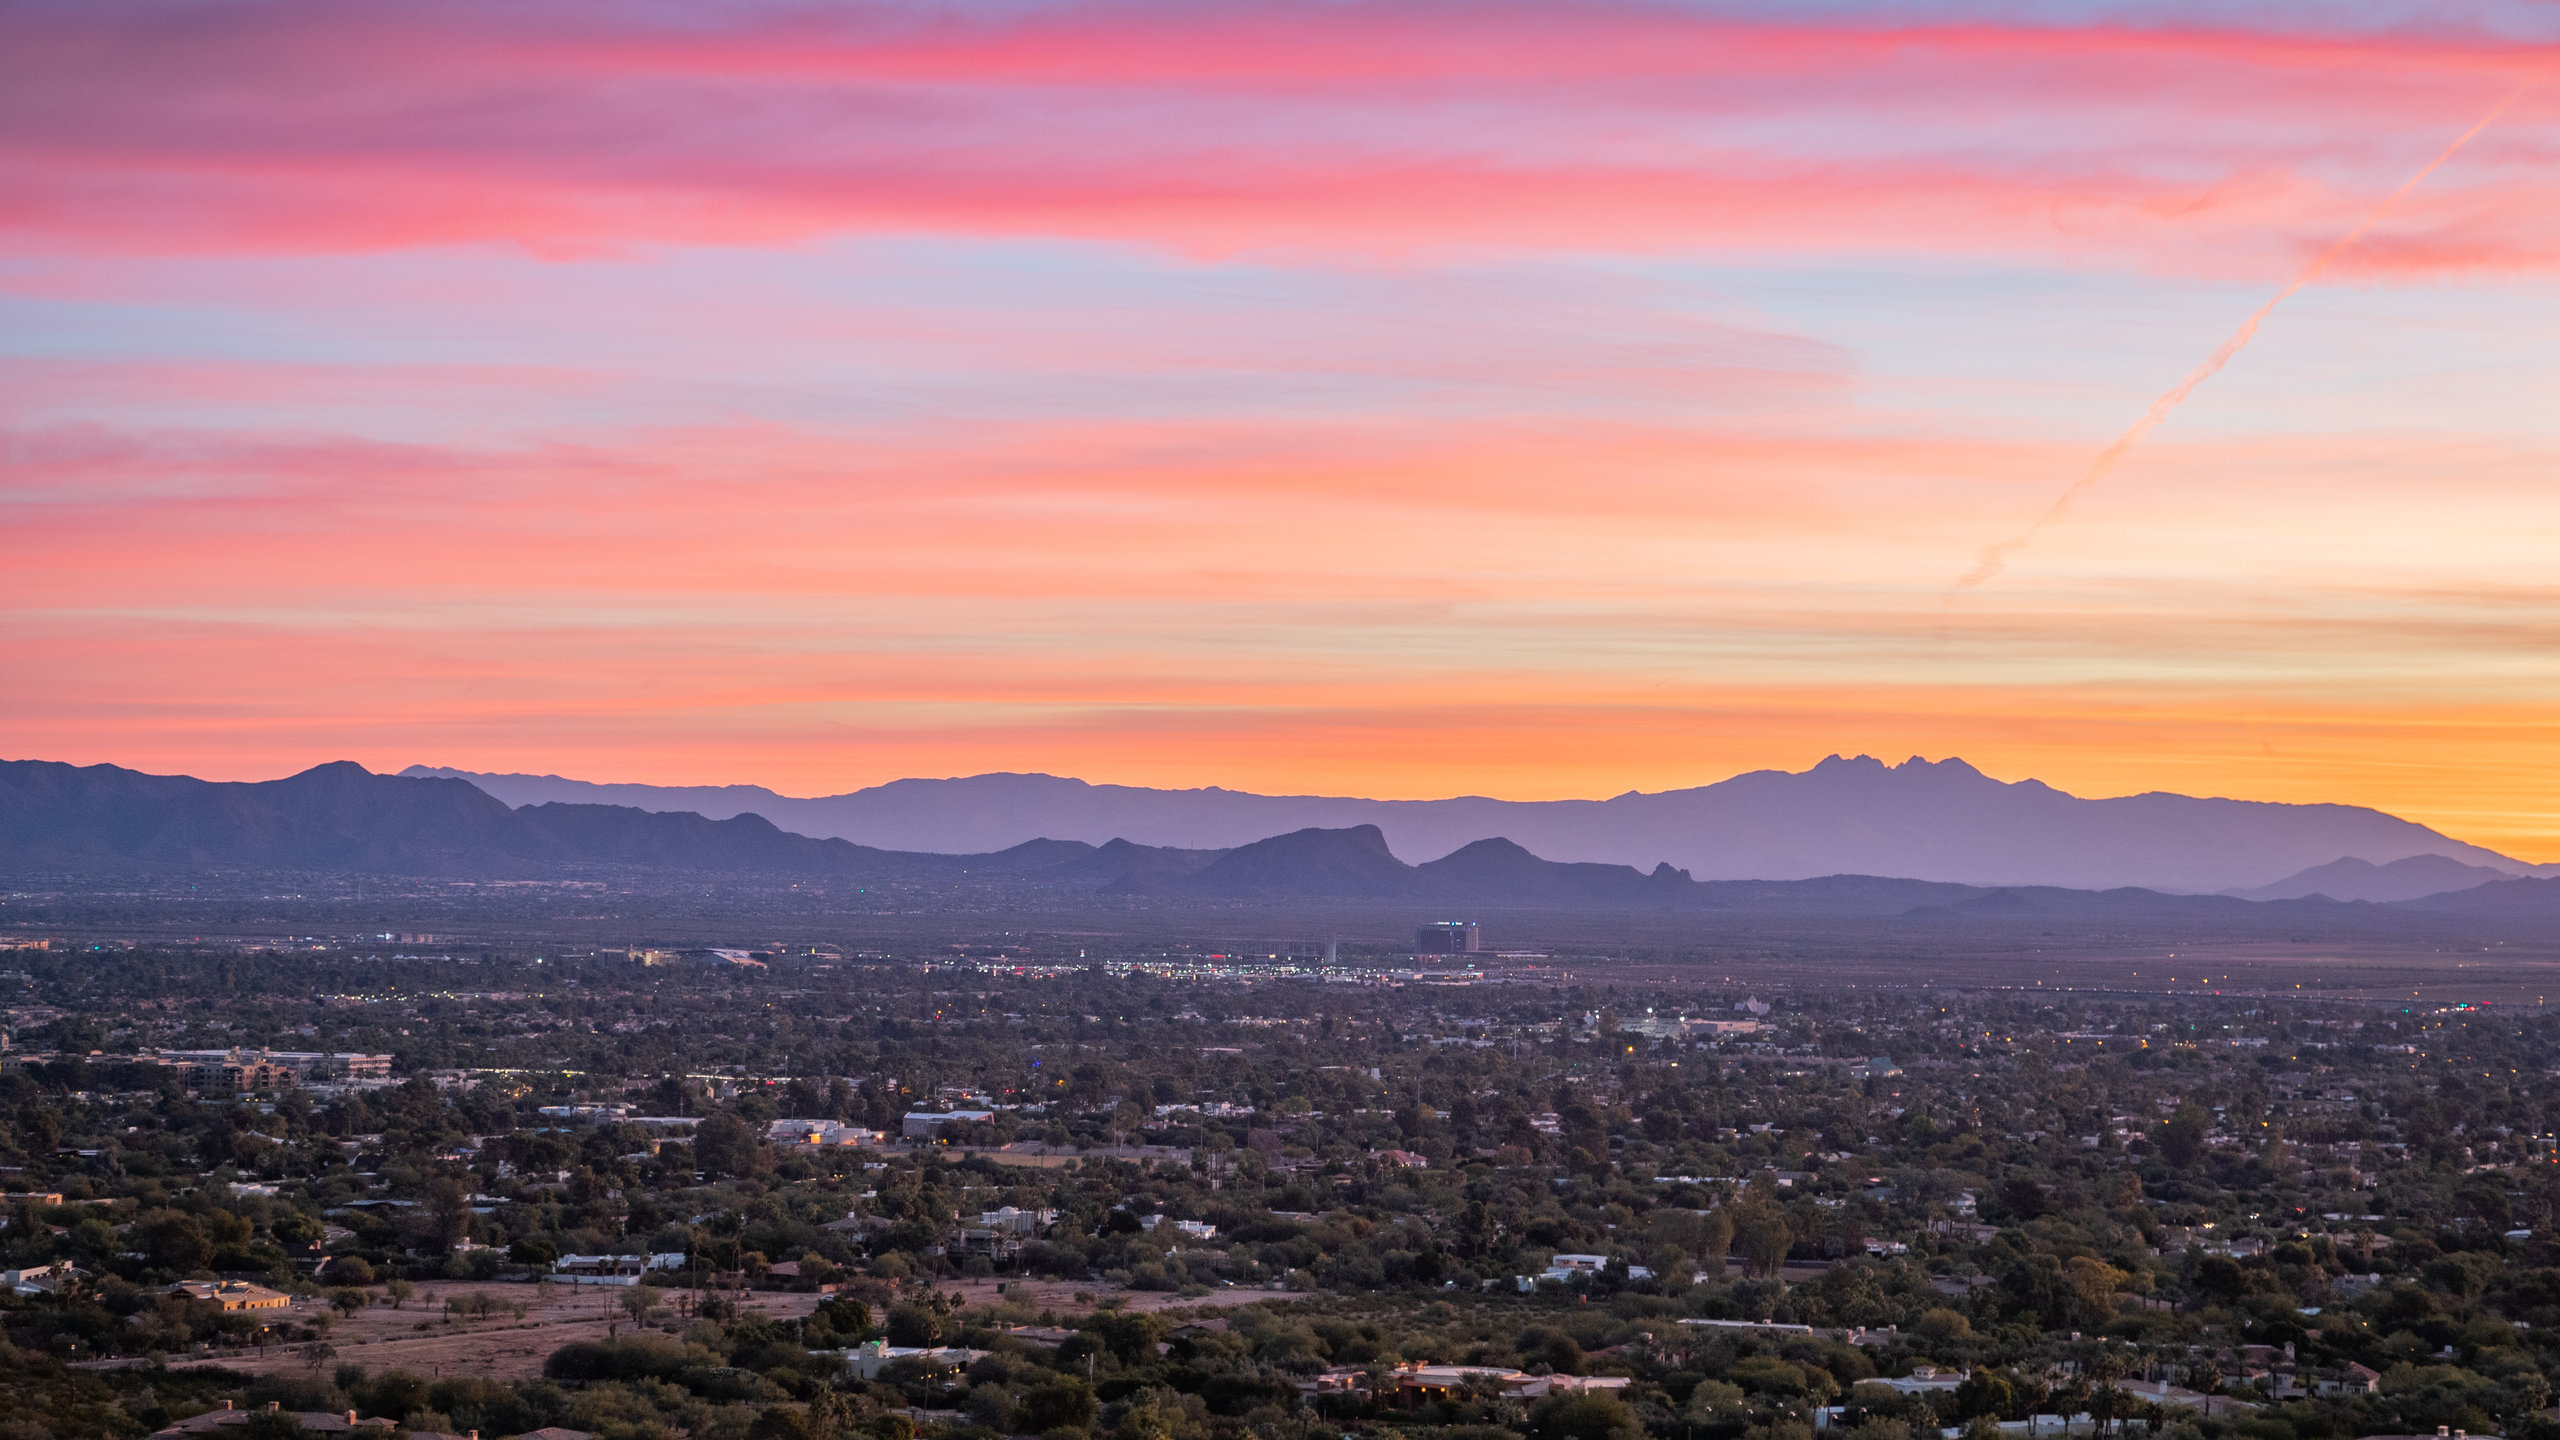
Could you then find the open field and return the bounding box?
[167,1279,1299,1384]
[170,1282,823,1384]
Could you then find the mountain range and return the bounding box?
[407,755,2547,893]
[8,757,2560,925]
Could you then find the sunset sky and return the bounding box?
[5,1,2560,856]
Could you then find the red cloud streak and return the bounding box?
[0,2,2550,270]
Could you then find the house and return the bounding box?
[552,1253,686,1286]
[767,1119,888,1149]
[2316,1364,2383,1396]
[169,1279,291,1311]
[6,1262,82,1295]
[1137,1214,1216,1240]
[2112,1380,2259,1416]
[1872,1366,1966,1394]
[976,1206,1056,1235]
[835,1340,991,1380]
[1306,1364,1633,1402]
[901,1110,995,1140]
[151,1402,397,1437]
[1523,1252,1649,1285]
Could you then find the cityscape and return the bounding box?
[6,902,2560,1440]
[8,6,2560,1440]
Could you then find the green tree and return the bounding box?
[1021,1378,1097,1432]
[2156,1102,2210,1169]
[136,1210,212,1273]
[1532,1393,1643,1440]
[1735,1203,1792,1277]
[695,1112,771,1180]
[1697,1209,1734,1278]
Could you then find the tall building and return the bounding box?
[1413,921,1480,955]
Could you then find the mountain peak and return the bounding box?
[404,756,2540,891]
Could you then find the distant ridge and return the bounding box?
[2232,853,2515,903]
[407,755,2545,892]
[12,759,2560,926]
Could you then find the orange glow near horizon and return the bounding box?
[5,2,2560,859]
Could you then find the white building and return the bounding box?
[768,1119,888,1149]
[553,1253,687,1286]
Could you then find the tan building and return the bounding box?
[156,1049,394,1089]
[169,1279,292,1311]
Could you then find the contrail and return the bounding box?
[1954,73,2541,592]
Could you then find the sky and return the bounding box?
[5,0,2560,856]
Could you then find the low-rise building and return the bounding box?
[1137,1214,1216,1239]
[155,1049,393,1090]
[834,1340,991,1380]
[169,1279,291,1311]
[767,1119,888,1149]
[6,1262,82,1295]
[977,1206,1057,1235]
[902,1109,994,1139]
[1306,1363,1630,1402]
[552,1253,686,1286]
[152,1402,398,1438]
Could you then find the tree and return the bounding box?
[241,1413,307,1440]
[136,1210,212,1273]
[1697,1209,1734,1278]
[807,1386,855,1440]
[1735,1203,1792,1277]
[1020,1378,1096,1432]
[1531,1393,1643,1440]
[1912,1308,1972,1351]
[1684,1380,1748,1435]
[813,1295,872,1341]
[694,1112,771,1180]
[620,1288,664,1326]
[2156,1103,2210,1169]
[1953,1371,2016,1422]
[884,1302,943,1347]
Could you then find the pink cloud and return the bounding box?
[1,2,2549,272]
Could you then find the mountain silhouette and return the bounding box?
[2233,852,2514,903]
[407,754,2542,892]
[9,758,2557,931]
[1159,825,1422,900]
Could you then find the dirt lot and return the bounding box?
[172,1279,1296,1384]
[933,1278,1298,1314]
[172,1282,825,1384]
